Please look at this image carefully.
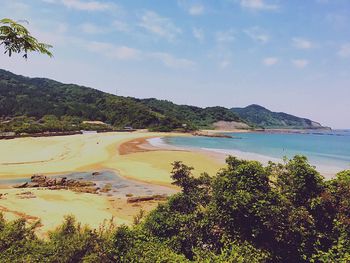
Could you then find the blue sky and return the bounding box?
[1,0,350,128]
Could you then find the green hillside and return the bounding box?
[231,104,326,129]
[137,98,241,128]
[0,69,242,133]
[0,69,327,134]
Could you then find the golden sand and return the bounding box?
[0,188,120,234]
[0,131,224,184]
[0,132,144,178]
[0,131,225,232]
[0,188,161,236]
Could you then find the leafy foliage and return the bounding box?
[0,18,52,58]
[144,156,350,262]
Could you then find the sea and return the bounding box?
[156,130,350,177]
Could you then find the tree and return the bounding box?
[275,155,325,207]
[0,18,52,58]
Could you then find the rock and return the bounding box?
[127,194,168,203]
[48,185,66,190]
[16,191,36,199]
[127,196,154,203]
[100,183,112,193]
[31,174,47,183]
[56,177,67,185]
[92,172,100,176]
[13,182,28,188]
[12,174,96,194]
[72,186,99,194]
[66,179,95,187]
[27,182,40,188]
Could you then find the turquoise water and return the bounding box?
[162,130,350,175]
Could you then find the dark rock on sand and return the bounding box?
[127,194,168,203]
[13,174,98,194]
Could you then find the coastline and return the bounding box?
[0,129,345,233]
[150,134,345,179]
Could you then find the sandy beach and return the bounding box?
[0,187,164,237]
[0,131,225,233]
[0,131,224,182]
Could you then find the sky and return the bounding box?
[0,0,349,128]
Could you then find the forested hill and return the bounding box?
[0,69,242,132]
[0,69,327,133]
[231,104,327,129]
[137,98,241,128]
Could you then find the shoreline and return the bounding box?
[0,130,344,181]
[148,136,344,179]
[0,130,346,233]
[0,130,222,184]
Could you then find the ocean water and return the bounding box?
[161,130,350,176]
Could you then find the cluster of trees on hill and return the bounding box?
[138,98,242,128]
[0,69,243,133]
[1,156,349,262]
[0,115,113,135]
[231,104,325,129]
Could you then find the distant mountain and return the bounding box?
[0,69,327,133]
[0,69,243,132]
[231,104,327,129]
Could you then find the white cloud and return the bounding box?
[7,1,30,11]
[263,57,279,66]
[292,37,314,49]
[63,0,112,11]
[26,22,73,47]
[43,0,114,11]
[216,30,235,44]
[193,27,204,42]
[337,43,350,58]
[86,41,141,60]
[139,11,181,41]
[85,41,194,69]
[239,0,279,11]
[292,59,309,69]
[244,27,270,44]
[149,52,195,69]
[79,23,104,34]
[79,21,130,34]
[177,1,205,16]
[188,4,204,15]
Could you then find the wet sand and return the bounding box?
[0,131,225,233]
